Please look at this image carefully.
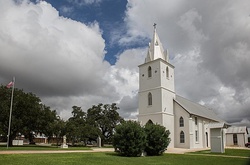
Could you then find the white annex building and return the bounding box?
[138,26,225,149]
[225,126,248,147]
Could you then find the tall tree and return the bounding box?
[51,117,66,145]
[36,105,57,142]
[65,106,89,146]
[87,103,124,144]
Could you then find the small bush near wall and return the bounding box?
[113,120,171,157]
[113,121,146,157]
[144,122,171,156]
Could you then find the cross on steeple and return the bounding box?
[153,23,157,30]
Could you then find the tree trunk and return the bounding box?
[48,136,51,144]
[28,132,35,144]
[71,138,75,146]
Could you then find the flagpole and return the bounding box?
[7,77,15,149]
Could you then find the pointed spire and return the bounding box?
[145,24,169,63]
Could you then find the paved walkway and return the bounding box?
[0,148,115,155]
[165,148,208,154]
[0,147,197,155]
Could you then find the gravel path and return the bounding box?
[0,148,114,154]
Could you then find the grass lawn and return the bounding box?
[191,149,250,157]
[0,145,91,151]
[0,152,249,165]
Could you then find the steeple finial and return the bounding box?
[153,23,157,30]
[145,23,168,62]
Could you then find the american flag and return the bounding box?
[6,81,14,88]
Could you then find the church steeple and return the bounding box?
[138,24,175,148]
[145,24,169,63]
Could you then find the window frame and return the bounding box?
[233,134,238,145]
[195,130,199,142]
[148,66,152,78]
[180,131,185,143]
[179,117,184,127]
[166,66,169,78]
[148,92,152,106]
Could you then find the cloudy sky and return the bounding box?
[0,0,250,127]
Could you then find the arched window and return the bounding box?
[148,92,152,106]
[166,66,169,78]
[148,66,152,78]
[147,120,153,125]
[180,131,185,143]
[179,117,184,127]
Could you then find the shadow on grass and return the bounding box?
[245,158,250,165]
[105,152,120,157]
[105,151,164,158]
[105,152,143,157]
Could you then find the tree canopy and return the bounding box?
[86,103,124,144]
[65,106,94,146]
[0,85,124,147]
[0,85,58,146]
[65,103,124,146]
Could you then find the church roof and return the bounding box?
[174,95,223,122]
[145,25,169,63]
[208,122,230,129]
[226,126,248,134]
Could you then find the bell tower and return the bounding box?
[138,24,175,147]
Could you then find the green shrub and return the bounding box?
[113,120,146,157]
[144,121,171,156]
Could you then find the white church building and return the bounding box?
[138,26,224,149]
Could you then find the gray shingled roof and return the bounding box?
[208,122,230,129]
[174,95,223,122]
[226,126,248,134]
